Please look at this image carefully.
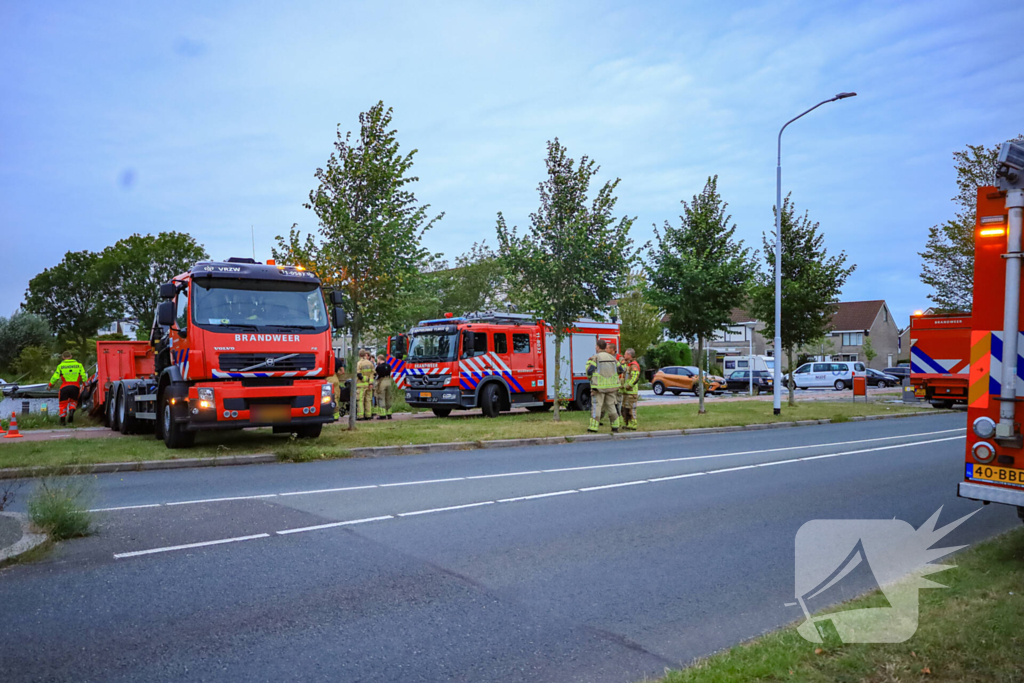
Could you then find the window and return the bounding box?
[813,363,830,372]
[795,364,811,374]
[175,287,189,330]
[512,333,530,354]
[471,332,488,357]
[737,359,749,368]
[734,371,748,379]
[841,332,864,346]
[830,363,847,372]
[855,362,866,372]
[494,333,508,354]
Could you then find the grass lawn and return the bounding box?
[658,526,1024,683]
[0,399,929,470]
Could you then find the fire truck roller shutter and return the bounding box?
[571,334,598,375]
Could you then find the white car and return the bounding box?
[790,361,866,391]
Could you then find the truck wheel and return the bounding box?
[161,396,195,449]
[480,383,501,418]
[834,379,845,391]
[294,424,322,438]
[109,389,121,431]
[432,408,452,417]
[652,382,665,396]
[573,385,592,412]
[119,392,136,435]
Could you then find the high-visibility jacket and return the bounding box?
[50,359,87,387]
[356,359,375,387]
[586,352,622,393]
[623,360,641,395]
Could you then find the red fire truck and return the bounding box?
[960,142,1024,522]
[387,312,620,417]
[909,313,971,408]
[94,258,344,448]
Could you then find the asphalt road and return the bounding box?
[1,413,1018,682]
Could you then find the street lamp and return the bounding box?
[773,91,857,415]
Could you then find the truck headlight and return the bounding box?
[322,383,334,400]
[198,388,214,402]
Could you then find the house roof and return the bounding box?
[828,300,885,332]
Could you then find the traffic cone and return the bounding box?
[4,412,23,439]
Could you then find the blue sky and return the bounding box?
[3,0,1023,329]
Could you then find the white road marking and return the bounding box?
[92,428,964,512]
[112,435,965,560]
[113,533,270,559]
[275,515,395,535]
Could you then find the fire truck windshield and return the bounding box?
[192,279,328,332]
[406,331,458,362]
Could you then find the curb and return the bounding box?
[0,511,47,565]
[0,409,954,478]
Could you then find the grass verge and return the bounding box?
[0,399,929,470]
[658,526,1024,683]
[27,476,93,540]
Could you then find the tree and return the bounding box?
[274,101,442,370]
[436,242,508,317]
[647,176,753,414]
[643,340,691,371]
[749,194,855,406]
[25,250,113,353]
[919,137,1022,311]
[98,232,208,337]
[496,138,634,421]
[616,271,663,360]
[14,346,55,383]
[862,336,877,364]
[0,311,52,370]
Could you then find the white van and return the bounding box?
[790,361,866,390]
[722,355,773,374]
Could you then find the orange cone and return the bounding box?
[4,412,23,439]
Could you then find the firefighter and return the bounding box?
[355,350,375,421]
[585,339,623,433]
[615,352,626,417]
[48,350,87,427]
[621,348,641,430]
[374,354,393,420]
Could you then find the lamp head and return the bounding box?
[834,92,857,100]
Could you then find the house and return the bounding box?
[706,300,900,370]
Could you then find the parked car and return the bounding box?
[651,366,724,395]
[788,361,867,390]
[725,370,773,395]
[682,366,728,393]
[884,366,910,382]
[865,367,899,388]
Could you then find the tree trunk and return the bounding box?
[552,335,561,422]
[787,347,795,407]
[697,336,706,414]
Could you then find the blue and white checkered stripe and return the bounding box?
[171,349,190,380]
[211,368,322,379]
[458,353,525,393]
[986,331,1024,396]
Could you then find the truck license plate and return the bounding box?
[419,392,431,398]
[967,463,1024,486]
[251,404,291,423]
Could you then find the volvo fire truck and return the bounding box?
[909,312,971,408]
[387,312,620,417]
[95,258,345,448]
[959,138,1024,522]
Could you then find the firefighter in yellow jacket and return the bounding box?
[620,348,641,430]
[586,339,623,433]
[48,351,87,426]
[355,350,375,420]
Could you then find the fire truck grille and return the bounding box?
[219,353,317,372]
[405,374,448,389]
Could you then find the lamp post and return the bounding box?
[773,91,857,415]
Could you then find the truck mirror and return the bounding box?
[394,334,408,357]
[332,308,347,330]
[156,301,176,327]
[330,290,344,306]
[159,283,176,300]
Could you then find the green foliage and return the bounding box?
[14,346,56,383]
[617,271,663,360]
[97,232,208,333]
[919,137,1022,312]
[28,477,92,540]
[274,101,441,368]
[862,336,877,363]
[496,139,635,420]
[749,193,854,405]
[647,176,753,413]
[0,311,52,370]
[643,340,692,370]
[25,250,113,350]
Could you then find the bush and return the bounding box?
[643,340,692,370]
[27,477,92,540]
